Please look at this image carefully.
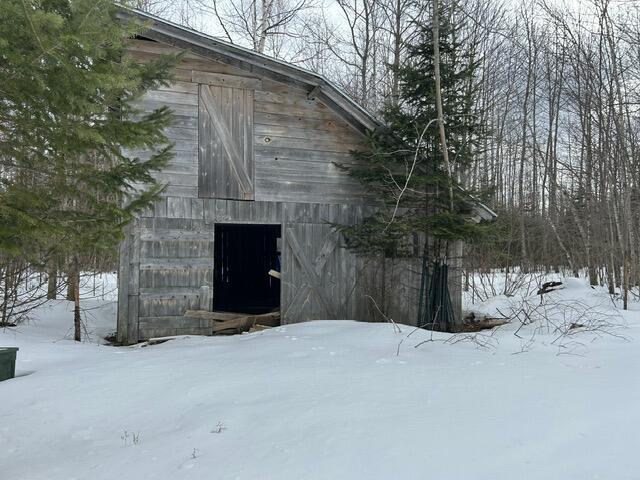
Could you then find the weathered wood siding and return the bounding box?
[137,217,214,339]
[117,38,462,343]
[119,198,374,341]
[282,223,357,323]
[126,39,368,205]
[117,222,140,343]
[128,80,199,198]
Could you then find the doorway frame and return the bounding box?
[212,221,282,314]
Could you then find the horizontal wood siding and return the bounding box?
[139,197,371,225]
[136,217,214,340]
[126,39,369,206]
[253,86,368,204]
[127,79,199,201]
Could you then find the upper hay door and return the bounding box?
[198,73,258,200]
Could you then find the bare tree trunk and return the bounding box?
[518,9,535,271]
[1,268,10,324]
[432,0,453,215]
[72,258,81,342]
[47,268,57,300]
[256,0,273,53]
[66,268,78,301]
[390,0,402,106]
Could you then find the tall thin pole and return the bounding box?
[432,0,454,214]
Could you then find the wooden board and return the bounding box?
[281,223,358,324]
[210,311,280,334]
[117,221,142,344]
[126,39,256,78]
[192,70,262,90]
[199,84,255,200]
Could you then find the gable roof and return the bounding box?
[116,5,378,136]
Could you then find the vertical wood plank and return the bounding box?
[128,220,141,343]
[116,224,131,344]
[191,198,204,219]
[154,197,167,218]
[244,89,254,195]
[198,84,212,198]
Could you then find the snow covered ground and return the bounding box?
[1,274,639,479]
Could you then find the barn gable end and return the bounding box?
[116,8,466,344]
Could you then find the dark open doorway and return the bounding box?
[214,224,281,314]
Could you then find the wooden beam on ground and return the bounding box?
[211,312,281,334]
[183,310,281,335]
[184,310,245,322]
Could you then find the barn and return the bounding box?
[115,7,494,344]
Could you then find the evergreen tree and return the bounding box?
[340,0,486,329]
[0,0,179,338]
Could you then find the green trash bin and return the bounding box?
[0,347,19,381]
